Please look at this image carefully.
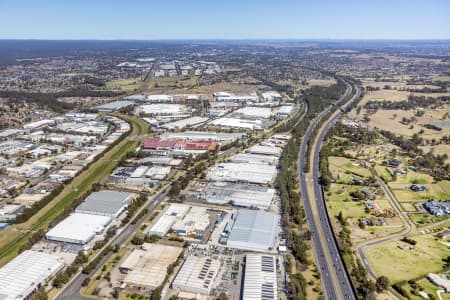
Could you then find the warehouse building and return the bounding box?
[148,215,177,237]
[0,250,64,300]
[158,131,245,143]
[230,153,278,165]
[148,203,190,237]
[206,163,277,185]
[45,213,112,245]
[243,254,278,300]
[209,117,266,131]
[226,210,280,252]
[277,105,294,116]
[172,255,221,295]
[96,100,134,112]
[172,206,210,237]
[160,117,209,130]
[165,203,190,218]
[248,144,282,157]
[75,190,133,218]
[140,104,187,115]
[200,182,275,209]
[120,243,182,290]
[230,107,272,120]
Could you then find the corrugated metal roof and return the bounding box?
[227,210,279,251]
[0,250,64,300]
[75,190,133,217]
[243,254,277,300]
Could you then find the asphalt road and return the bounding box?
[356,168,413,281]
[55,185,171,300]
[298,82,360,300]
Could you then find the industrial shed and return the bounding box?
[158,131,245,143]
[243,254,278,300]
[96,100,134,112]
[120,243,182,289]
[200,182,275,209]
[75,190,133,218]
[248,144,282,157]
[45,213,111,245]
[227,210,280,251]
[172,206,210,236]
[0,250,64,300]
[206,163,277,185]
[230,153,278,165]
[147,204,190,237]
[172,255,221,295]
[148,215,177,237]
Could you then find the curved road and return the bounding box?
[298,81,360,300]
[357,179,413,280]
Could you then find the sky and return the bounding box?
[0,0,449,40]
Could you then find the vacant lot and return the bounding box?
[106,78,140,91]
[328,156,372,179]
[365,234,449,282]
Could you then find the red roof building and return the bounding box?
[141,137,217,151]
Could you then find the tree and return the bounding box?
[31,287,48,300]
[216,292,228,300]
[81,277,91,287]
[375,276,390,292]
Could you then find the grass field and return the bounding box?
[328,156,372,179]
[148,75,199,90]
[0,115,147,267]
[389,181,450,203]
[106,78,140,92]
[325,183,405,243]
[365,234,449,282]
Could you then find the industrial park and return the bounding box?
[0,5,449,299]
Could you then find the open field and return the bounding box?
[365,233,449,282]
[388,180,450,203]
[106,78,140,92]
[308,78,337,87]
[353,107,450,139]
[148,75,199,90]
[328,156,372,178]
[190,81,262,93]
[326,184,404,243]
[0,115,147,267]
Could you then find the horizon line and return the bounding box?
[1,38,450,42]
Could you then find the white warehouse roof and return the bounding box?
[148,215,177,237]
[140,104,186,115]
[248,145,282,157]
[227,210,280,252]
[0,250,64,300]
[172,255,221,295]
[160,117,209,130]
[243,254,278,300]
[206,163,277,185]
[230,153,278,165]
[45,213,111,245]
[231,107,272,119]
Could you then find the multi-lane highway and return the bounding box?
[298,81,360,300]
[55,185,171,300]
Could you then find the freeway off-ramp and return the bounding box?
[299,81,360,300]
